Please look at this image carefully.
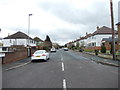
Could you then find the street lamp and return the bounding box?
[27,14,33,57]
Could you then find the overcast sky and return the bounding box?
[0,0,119,45]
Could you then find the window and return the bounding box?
[94,42,96,46]
[102,43,105,46]
[2,47,7,51]
[10,39,12,43]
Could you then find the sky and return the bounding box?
[0,0,119,45]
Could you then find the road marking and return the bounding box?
[61,55,63,61]
[63,79,67,90]
[5,61,31,71]
[62,62,65,71]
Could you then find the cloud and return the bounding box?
[40,1,109,25]
[0,0,119,45]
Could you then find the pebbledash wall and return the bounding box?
[2,47,36,64]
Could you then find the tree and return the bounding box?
[43,35,52,51]
[0,43,3,46]
[76,42,80,48]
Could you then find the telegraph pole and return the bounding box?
[110,0,116,60]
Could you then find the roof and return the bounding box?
[116,22,120,25]
[33,37,43,42]
[102,37,118,42]
[84,33,93,39]
[92,26,118,36]
[4,31,32,39]
[0,38,2,40]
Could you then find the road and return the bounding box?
[2,49,118,89]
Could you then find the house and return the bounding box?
[33,37,44,49]
[82,33,93,47]
[116,22,120,53]
[66,26,118,51]
[102,37,118,51]
[33,37,43,46]
[3,31,36,47]
[85,26,118,50]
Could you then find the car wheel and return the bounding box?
[44,56,48,61]
[48,57,50,60]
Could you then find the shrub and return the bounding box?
[84,49,94,52]
[101,45,106,53]
[106,51,110,54]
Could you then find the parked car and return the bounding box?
[64,48,68,51]
[31,50,49,61]
[79,49,84,52]
[50,48,56,52]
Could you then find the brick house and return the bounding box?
[116,22,120,52]
[101,37,118,51]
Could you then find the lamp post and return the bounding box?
[27,14,32,57]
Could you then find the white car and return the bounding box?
[50,48,56,52]
[31,50,49,61]
[64,48,68,51]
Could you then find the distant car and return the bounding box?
[31,50,49,61]
[79,49,84,52]
[64,48,68,51]
[50,48,56,52]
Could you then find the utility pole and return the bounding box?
[110,0,116,60]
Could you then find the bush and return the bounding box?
[106,51,110,54]
[84,49,94,52]
[101,45,106,53]
[43,46,50,51]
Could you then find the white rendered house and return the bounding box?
[85,26,118,47]
[3,31,36,47]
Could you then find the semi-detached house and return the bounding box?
[85,26,118,49]
[2,31,37,52]
[67,26,118,50]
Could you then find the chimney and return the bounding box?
[8,33,10,36]
[97,26,99,30]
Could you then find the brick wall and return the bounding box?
[85,46,101,50]
[118,25,120,51]
[85,43,119,51]
[3,47,36,64]
[104,42,119,51]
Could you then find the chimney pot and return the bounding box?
[97,26,99,30]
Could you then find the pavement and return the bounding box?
[2,49,118,88]
[73,50,120,67]
[2,57,31,71]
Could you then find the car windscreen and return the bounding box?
[34,51,44,54]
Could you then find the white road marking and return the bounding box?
[5,61,31,71]
[62,62,65,71]
[61,55,63,61]
[63,79,67,90]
